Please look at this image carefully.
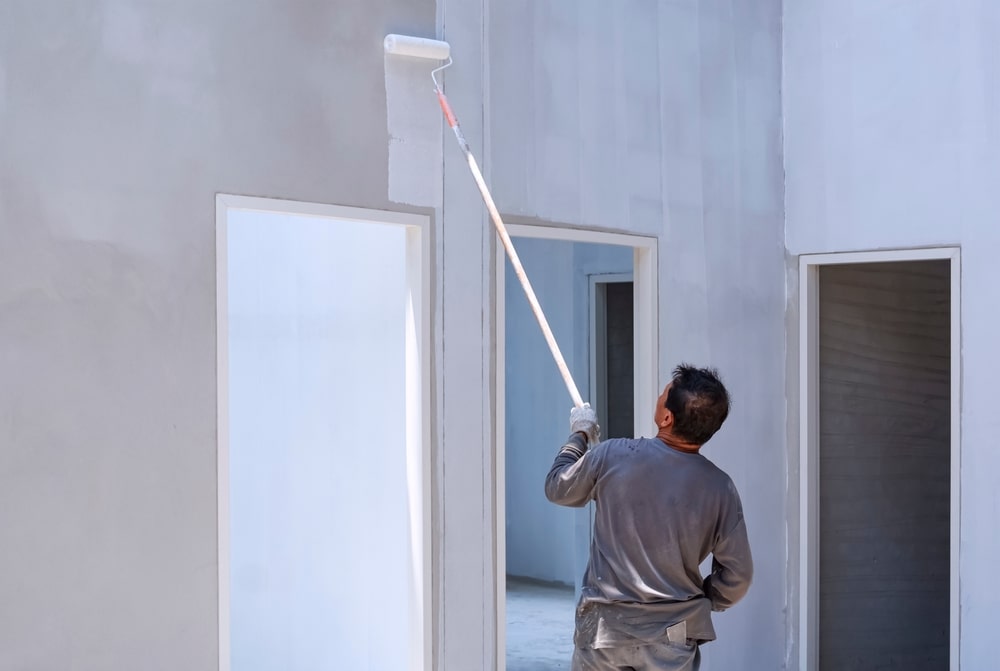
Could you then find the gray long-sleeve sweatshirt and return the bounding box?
[545,433,753,647]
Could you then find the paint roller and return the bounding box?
[384,34,586,409]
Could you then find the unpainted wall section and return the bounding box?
[489,2,787,669]
[784,1,1000,665]
[0,0,438,668]
[505,239,631,587]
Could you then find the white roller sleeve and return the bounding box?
[383,34,451,61]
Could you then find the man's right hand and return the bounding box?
[570,403,601,446]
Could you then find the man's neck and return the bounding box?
[656,430,701,454]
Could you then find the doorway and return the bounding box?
[799,249,960,671]
[496,226,656,670]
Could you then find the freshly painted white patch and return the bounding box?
[384,55,443,207]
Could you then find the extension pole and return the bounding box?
[382,34,585,408]
[435,88,585,409]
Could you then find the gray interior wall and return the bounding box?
[489,2,786,669]
[0,1,438,668]
[819,262,950,669]
[784,1,1000,665]
[488,1,663,235]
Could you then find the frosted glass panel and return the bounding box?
[227,211,409,670]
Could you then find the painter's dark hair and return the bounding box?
[664,364,731,445]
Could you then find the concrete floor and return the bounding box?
[505,577,577,671]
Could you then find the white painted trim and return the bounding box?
[590,278,605,435]
[949,251,962,671]
[503,224,657,250]
[494,226,658,663]
[495,243,507,671]
[215,195,231,671]
[216,193,427,229]
[405,224,434,671]
[797,255,819,671]
[798,246,961,671]
[796,247,957,266]
[215,195,432,671]
[632,244,658,438]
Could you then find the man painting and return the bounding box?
[546,364,753,671]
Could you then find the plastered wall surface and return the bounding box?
[1,0,788,669]
[0,1,437,668]
[489,2,786,669]
[784,1,1000,665]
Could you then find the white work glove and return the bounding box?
[570,403,601,446]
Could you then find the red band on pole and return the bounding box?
[437,91,458,128]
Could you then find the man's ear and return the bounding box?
[658,407,673,429]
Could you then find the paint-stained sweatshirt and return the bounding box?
[545,433,752,647]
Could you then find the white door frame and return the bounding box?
[494,225,658,669]
[215,194,432,671]
[798,247,961,671]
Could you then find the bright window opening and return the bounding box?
[217,197,429,671]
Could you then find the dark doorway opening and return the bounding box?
[818,260,950,670]
[593,280,634,440]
